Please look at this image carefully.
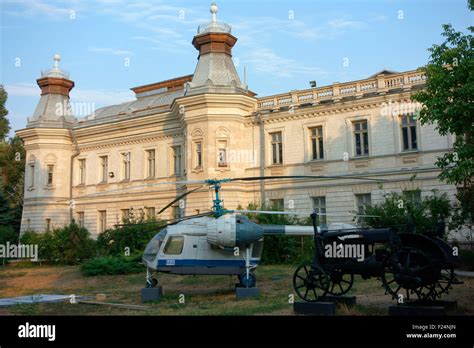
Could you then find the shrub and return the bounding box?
[0,225,18,245]
[18,223,96,264]
[364,190,453,239]
[80,253,143,276]
[96,220,166,257]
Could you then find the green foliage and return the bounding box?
[364,190,452,239]
[19,223,96,264]
[0,136,25,234]
[80,253,143,276]
[0,225,18,245]
[240,203,314,264]
[411,23,474,228]
[96,220,166,256]
[0,85,9,140]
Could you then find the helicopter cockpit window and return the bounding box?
[163,236,184,255]
[143,229,168,259]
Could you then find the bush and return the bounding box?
[96,220,166,257]
[19,223,96,264]
[80,253,143,276]
[364,190,452,239]
[0,225,18,245]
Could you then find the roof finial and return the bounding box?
[53,54,61,69]
[210,2,218,22]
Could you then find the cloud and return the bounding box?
[327,18,366,29]
[4,83,134,106]
[2,0,74,20]
[4,83,38,97]
[88,47,133,56]
[243,48,328,78]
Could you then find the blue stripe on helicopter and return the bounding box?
[157,259,258,267]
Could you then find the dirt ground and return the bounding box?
[0,263,472,316]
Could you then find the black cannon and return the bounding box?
[293,213,462,302]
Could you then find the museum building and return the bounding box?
[17,3,457,238]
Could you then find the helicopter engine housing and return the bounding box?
[206,214,264,248]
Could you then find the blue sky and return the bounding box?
[1,0,472,136]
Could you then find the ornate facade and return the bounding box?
[17,4,457,239]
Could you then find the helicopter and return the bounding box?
[135,175,386,290]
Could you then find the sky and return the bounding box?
[1,0,472,136]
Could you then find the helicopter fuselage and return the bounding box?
[143,215,263,276]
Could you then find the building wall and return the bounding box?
[18,73,464,242]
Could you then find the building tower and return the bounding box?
[176,2,258,214]
[17,55,76,233]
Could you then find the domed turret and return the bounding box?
[28,54,76,128]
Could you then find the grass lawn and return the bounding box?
[0,262,472,316]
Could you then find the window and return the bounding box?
[98,210,107,232]
[122,152,131,180]
[100,156,108,183]
[269,199,284,211]
[353,120,369,156]
[172,146,182,175]
[45,218,51,232]
[46,165,54,186]
[270,132,283,164]
[171,206,182,220]
[310,126,324,160]
[401,115,418,150]
[312,196,327,225]
[218,140,227,167]
[77,212,84,228]
[355,193,371,215]
[195,142,202,168]
[28,163,35,189]
[403,190,422,208]
[145,207,155,221]
[79,159,86,185]
[121,209,130,222]
[163,236,184,255]
[146,150,155,178]
[26,219,31,230]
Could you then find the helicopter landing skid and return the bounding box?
[145,267,158,288]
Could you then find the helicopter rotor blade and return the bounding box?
[231,210,380,218]
[157,185,207,216]
[64,179,208,201]
[226,175,388,183]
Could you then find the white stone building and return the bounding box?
[16,4,460,240]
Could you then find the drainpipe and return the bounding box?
[258,112,265,205]
[69,126,80,223]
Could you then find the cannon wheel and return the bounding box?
[327,270,354,296]
[433,266,458,297]
[381,247,438,302]
[293,264,330,302]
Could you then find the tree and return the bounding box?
[411,23,474,229]
[0,85,25,234]
[0,85,9,140]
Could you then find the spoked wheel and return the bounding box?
[293,264,330,302]
[327,270,354,296]
[381,247,439,302]
[432,266,461,298]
